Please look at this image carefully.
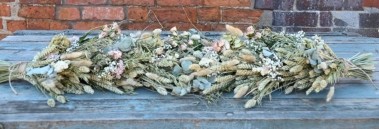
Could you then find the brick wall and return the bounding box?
[0,0,378,39]
[0,0,262,39]
[255,0,379,37]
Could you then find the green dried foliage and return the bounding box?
[0,23,375,108]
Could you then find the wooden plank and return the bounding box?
[1,111,378,129]
[1,98,379,114]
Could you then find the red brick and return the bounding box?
[18,5,55,19]
[65,0,106,5]
[197,7,220,22]
[50,21,70,30]
[0,0,15,2]
[222,9,262,23]
[0,4,11,16]
[273,12,318,27]
[110,0,154,6]
[19,0,61,4]
[204,0,251,7]
[6,20,26,32]
[363,0,379,8]
[126,23,162,30]
[163,23,192,30]
[0,18,2,29]
[27,19,50,30]
[57,7,80,20]
[82,7,125,20]
[157,0,203,6]
[128,7,149,22]
[152,7,197,23]
[73,21,109,30]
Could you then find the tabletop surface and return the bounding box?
[0,30,378,129]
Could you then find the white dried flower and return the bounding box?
[188,40,194,45]
[52,60,70,73]
[199,58,213,67]
[181,31,190,36]
[47,99,56,107]
[180,44,188,50]
[247,26,255,34]
[170,26,177,32]
[170,27,178,36]
[153,29,162,35]
[155,47,164,55]
[190,34,201,40]
[255,32,262,39]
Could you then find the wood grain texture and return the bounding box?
[0,31,378,129]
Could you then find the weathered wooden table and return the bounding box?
[0,31,378,129]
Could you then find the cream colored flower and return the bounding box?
[52,60,70,73]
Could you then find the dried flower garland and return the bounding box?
[1,23,375,108]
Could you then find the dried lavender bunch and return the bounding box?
[0,23,374,108]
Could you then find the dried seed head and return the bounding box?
[258,78,271,91]
[56,95,66,103]
[319,62,328,70]
[179,75,194,83]
[306,86,315,95]
[284,60,296,66]
[71,60,93,67]
[324,68,330,75]
[240,54,256,63]
[189,64,201,71]
[329,63,337,69]
[41,79,56,91]
[47,99,56,107]
[193,69,213,77]
[234,86,249,98]
[236,70,258,76]
[326,86,335,102]
[145,72,159,79]
[156,86,168,96]
[60,51,84,60]
[155,47,164,55]
[78,66,90,73]
[226,25,243,37]
[284,86,294,94]
[125,78,143,86]
[289,65,303,73]
[83,85,94,94]
[216,75,235,83]
[51,87,63,94]
[316,80,328,92]
[222,49,234,57]
[309,70,315,77]
[234,84,245,93]
[222,59,240,66]
[244,99,257,108]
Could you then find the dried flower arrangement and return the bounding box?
[1,23,375,108]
